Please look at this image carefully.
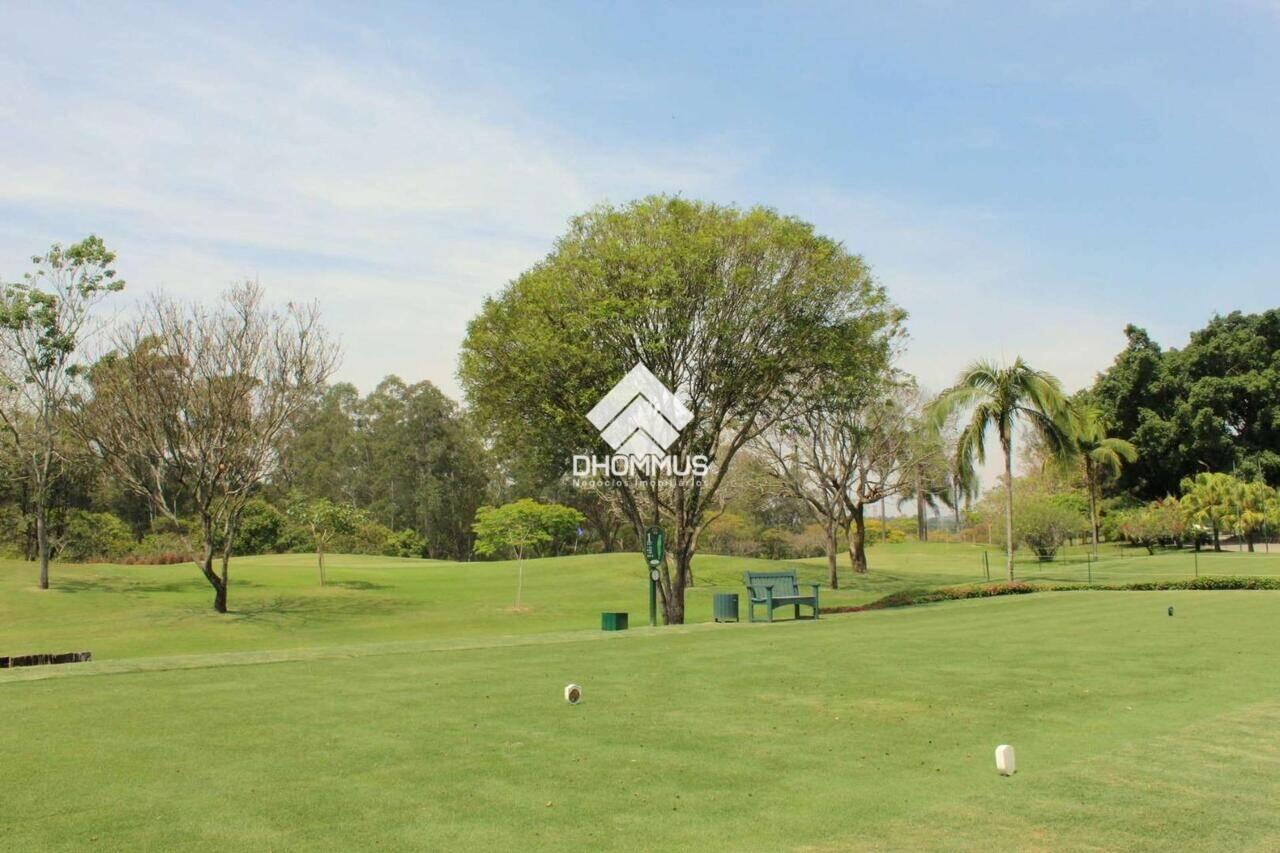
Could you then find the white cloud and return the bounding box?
[0,11,757,396]
[0,6,1131,492]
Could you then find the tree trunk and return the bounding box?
[662,544,693,625]
[1087,462,1100,560]
[36,505,50,590]
[1212,521,1221,551]
[1003,438,1015,581]
[317,541,326,586]
[220,542,232,604]
[880,498,887,542]
[849,506,868,574]
[197,518,227,612]
[825,523,839,589]
[915,464,927,542]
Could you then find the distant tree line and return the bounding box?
[1088,312,1280,498]
[5,216,1277,618]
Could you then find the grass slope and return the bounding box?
[5,543,1280,661]
[0,552,842,660]
[3,591,1279,850]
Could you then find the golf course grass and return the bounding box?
[3,543,1279,850]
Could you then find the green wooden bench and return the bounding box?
[743,570,820,622]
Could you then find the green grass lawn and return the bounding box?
[4,544,1280,850]
[0,551,858,661]
[6,541,1277,662]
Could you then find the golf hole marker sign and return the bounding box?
[644,526,665,627]
[995,744,1016,776]
[644,526,665,568]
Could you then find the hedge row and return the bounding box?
[820,581,1038,614]
[819,576,1280,614]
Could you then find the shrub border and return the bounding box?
[819,576,1280,615]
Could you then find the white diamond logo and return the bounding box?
[587,363,692,459]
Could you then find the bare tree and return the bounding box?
[79,282,337,612]
[756,375,940,581]
[0,237,124,588]
[837,384,920,574]
[755,409,858,588]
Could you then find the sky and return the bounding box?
[2,1,1278,411]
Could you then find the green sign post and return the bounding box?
[644,526,665,627]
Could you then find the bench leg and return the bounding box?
[794,603,799,620]
[747,602,754,623]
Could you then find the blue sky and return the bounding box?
[2,1,1278,402]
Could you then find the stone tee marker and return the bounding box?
[995,744,1016,776]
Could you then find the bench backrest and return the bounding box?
[743,570,799,599]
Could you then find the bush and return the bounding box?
[58,510,134,562]
[864,518,906,544]
[820,575,1280,615]
[822,582,1036,613]
[121,531,195,565]
[1087,576,1280,591]
[331,519,397,555]
[699,512,759,557]
[789,523,831,559]
[758,527,793,560]
[1014,495,1086,561]
[232,498,285,555]
[382,528,426,558]
[0,503,28,557]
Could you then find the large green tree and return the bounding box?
[1093,313,1280,499]
[460,196,898,624]
[929,358,1074,579]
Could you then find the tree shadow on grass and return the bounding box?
[219,594,410,628]
[326,580,392,591]
[53,577,264,595]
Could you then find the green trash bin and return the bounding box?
[713,593,739,623]
[601,611,628,631]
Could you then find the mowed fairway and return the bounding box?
[6,543,1277,662]
[4,547,1280,850]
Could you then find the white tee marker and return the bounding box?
[995,744,1016,776]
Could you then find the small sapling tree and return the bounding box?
[288,496,365,585]
[472,499,584,608]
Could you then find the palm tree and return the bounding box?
[896,471,949,541]
[1226,478,1275,552]
[928,358,1074,579]
[1072,404,1137,558]
[949,451,981,535]
[1180,472,1234,551]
